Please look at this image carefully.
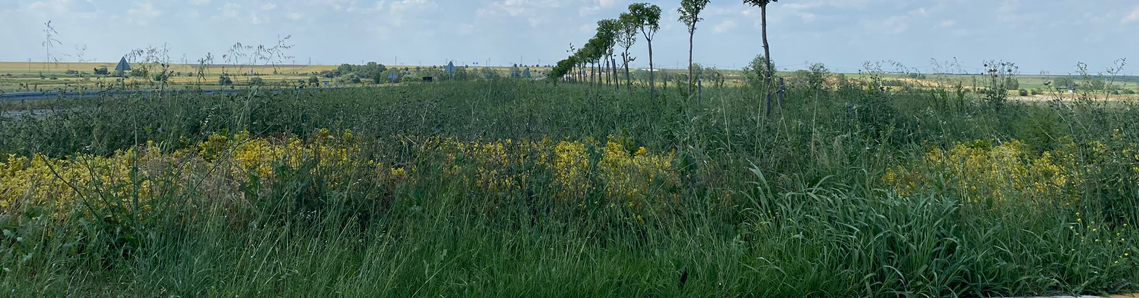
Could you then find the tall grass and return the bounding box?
[1,80,1137,296]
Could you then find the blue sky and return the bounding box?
[1,0,1137,74]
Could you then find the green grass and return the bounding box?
[1,79,1137,296]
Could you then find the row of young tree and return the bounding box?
[548,0,781,115]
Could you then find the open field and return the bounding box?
[1,78,1137,296]
[0,61,549,92]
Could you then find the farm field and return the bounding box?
[1,79,1138,297]
[0,61,548,93]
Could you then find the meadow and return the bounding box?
[0,75,1138,297]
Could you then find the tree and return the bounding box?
[617,13,639,90]
[744,0,779,116]
[628,3,662,100]
[679,0,710,100]
[597,19,620,89]
[743,55,775,91]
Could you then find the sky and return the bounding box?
[1,0,1137,74]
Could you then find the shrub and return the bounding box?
[218,75,233,85]
[335,73,361,85]
[130,68,148,78]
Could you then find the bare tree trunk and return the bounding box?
[648,39,655,101]
[593,61,598,87]
[688,30,694,101]
[605,58,611,86]
[762,4,774,118]
[624,52,632,90]
[612,56,619,90]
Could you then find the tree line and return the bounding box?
[548,0,781,115]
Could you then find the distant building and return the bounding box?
[114,57,131,72]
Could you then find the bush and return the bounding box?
[743,55,776,89]
[218,75,233,86]
[250,77,264,86]
[334,73,361,85]
[93,67,109,75]
[1018,89,1029,96]
[130,68,148,78]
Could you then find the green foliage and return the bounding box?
[743,0,779,6]
[217,75,233,85]
[335,73,361,84]
[130,68,148,78]
[1,81,1137,297]
[1053,76,1077,90]
[327,62,388,81]
[743,55,776,88]
[628,3,662,33]
[678,0,710,33]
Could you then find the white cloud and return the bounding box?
[712,19,736,34]
[578,23,593,33]
[364,0,386,13]
[478,0,528,18]
[262,3,277,10]
[798,12,817,23]
[390,0,435,12]
[940,20,956,27]
[578,5,601,16]
[384,0,437,27]
[323,0,361,11]
[187,0,210,5]
[23,0,97,14]
[457,23,475,34]
[219,3,240,18]
[127,1,161,20]
[1125,5,1139,23]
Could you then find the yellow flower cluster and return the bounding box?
[884,140,1078,204]
[598,138,677,207]
[551,140,591,199]
[420,135,678,206]
[1,143,163,218]
[227,129,360,181]
[3,130,680,221]
[1,130,365,218]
